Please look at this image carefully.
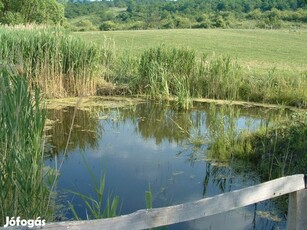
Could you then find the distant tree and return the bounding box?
[0,0,64,25]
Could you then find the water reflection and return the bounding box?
[45,102,287,229]
[46,107,103,155]
[46,102,285,156]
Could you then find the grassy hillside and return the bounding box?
[75,29,307,76]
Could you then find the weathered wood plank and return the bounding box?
[2,174,305,230]
[288,191,299,230]
[42,174,305,230]
[287,188,307,230]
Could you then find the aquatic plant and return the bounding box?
[145,185,153,210]
[0,65,56,225]
[134,45,196,109]
[0,26,113,98]
[205,104,247,160]
[68,154,120,220]
[116,45,306,108]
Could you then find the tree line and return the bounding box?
[65,0,307,30]
[0,0,307,30]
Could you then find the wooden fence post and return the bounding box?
[287,186,307,229]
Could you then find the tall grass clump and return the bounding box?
[0,26,113,98]
[240,69,307,107]
[0,66,55,225]
[122,45,306,108]
[196,56,243,100]
[135,45,196,109]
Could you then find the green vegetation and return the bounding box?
[0,27,112,98]
[242,112,307,179]
[0,65,120,224]
[62,0,307,31]
[134,46,195,109]
[204,104,307,180]
[205,104,249,161]
[0,0,64,25]
[123,45,306,108]
[68,155,120,220]
[0,66,56,225]
[2,27,305,108]
[74,29,307,108]
[145,185,153,210]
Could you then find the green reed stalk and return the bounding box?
[0,66,55,225]
[115,45,306,108]
[0,27,113,98]
[67,154,120,220]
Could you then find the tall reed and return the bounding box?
[196,56,242,100]
[0,26,113,98]
[204,103,307,180]
[0,66,55,225]
[115,45,306,108]
[135,45,196,108]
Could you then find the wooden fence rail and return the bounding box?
[3,174,307,229]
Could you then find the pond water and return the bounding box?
[45,101,287,229]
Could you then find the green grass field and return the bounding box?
[75,29,307,76]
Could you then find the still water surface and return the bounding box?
[46,101,286,229]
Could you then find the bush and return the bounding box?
[99,21,117,31]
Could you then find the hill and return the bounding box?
[64,0,307,31]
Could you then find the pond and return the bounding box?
[45,101,288,229]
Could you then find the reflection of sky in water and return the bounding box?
[46,104,286,229]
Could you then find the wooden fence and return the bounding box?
[5,174,307,229]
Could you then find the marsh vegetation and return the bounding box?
[1,27,306,109]
[0,27,113,98]
[0,66,55,225]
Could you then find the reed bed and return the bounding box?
[136,46,195,103]
[1,27,305,108]
[0,27,113,98]
[123,46,306,108]
[0,66,55,225]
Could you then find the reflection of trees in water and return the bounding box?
[121,102,192,144]
[120,102,214,145]
[46,107,102,155]
[45,101,288,163]
[44,102,289,226]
